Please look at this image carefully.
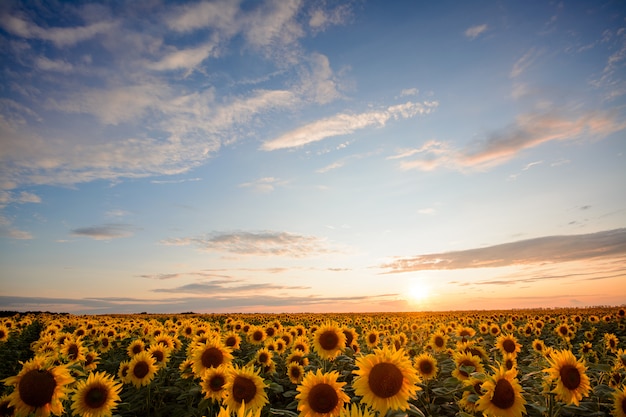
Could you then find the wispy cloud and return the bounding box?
[0,292,400,314]
[161,230,335,257]
[0,13,117,47]
[390,111,625,172]
[71,223,136,240]
[380,228,626,273]
[464,24,488,40]
[510,48,541,78]
[261,101,438,151]
[238,177,289,192]
[152,280,309,294]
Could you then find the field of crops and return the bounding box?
[0,306,625,417]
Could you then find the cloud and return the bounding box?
[35,57,74,73]
[146,43,218,71]
[152,280,309,294]
[464,24,488,40]
[0,13,117,47]
[380,228,626,273]
[261,101,438,150]
[166,0,241,33]
[510,48,540,78]
[238,177,288,192]
[0,292,400,314]
[71,223,136,240]
[308,4,352,32]
[161,230,335,257]
[391,111,626,172]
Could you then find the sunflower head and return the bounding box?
[352,346,421,414]
[543,349,591,406]
[313,322,346,361]
[413,353,438,380]
[296,369,349,417]
[71,371,122,417]
[223,365,268,412]
[476,366,527,417]
[3,355,74,417]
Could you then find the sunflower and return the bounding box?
[223,365,268,412]
[191,338,234,378]
[287,362,305,385]
[148,344,171,369]
[313,322,346,361]
[614,385,626,417]
[296,369,349,417]
[179,359,195,380]
[543,349,591,406]
[428,331,448,352]
[286,349,309,367]
[364,329,380,349]
[452,351,484,381]
[126,339,145,357]
[71,371,122,417]
[531,339,545,354]
[127,351,158,388]
[117,361,131,384]
[292,336,311,354]
[223,331,242,350]
[413,353,437,380]
[247,326,267,345]
[352,346,421,414]
[200,364,230,402]
[496,334,521,357]
[60,337,87,363]
[0,324,10,342]
[458,377,483,414]
[253,347,273,367]
[605,333,619,353]
[3,355,74,417]
[84,351,100,372]
[476,366,526,417]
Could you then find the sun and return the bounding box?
[408,282,430,303]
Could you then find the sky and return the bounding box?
[1,0,625,315]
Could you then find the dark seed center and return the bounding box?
[318,331,339,350]
[368,362,404,398]
[85,385,108,409]
[201,347,224,368]
[560,365,581,390]
[491,378,515,410]
[419,360,433,375]
[133,361,149,379]
[19,369,56,407]
[502,339,516,353]
[308,383,339,413]
[209,375,225,391]
[232,376,257,403]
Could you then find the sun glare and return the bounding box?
[408,282,430,303]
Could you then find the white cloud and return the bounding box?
[147,43,217,71]
[238,177,288,192]
[166,0,241,34]
[161,230,335,257]
[392,111,625,172]
[510,48,540,78]
[0,14,117,47]
[308,4,351,31]
[297,53,342,104]
[35,57,74,73]
[464,24,488,39]
[262,101,438,150]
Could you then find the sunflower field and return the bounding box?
[0,306,625,417]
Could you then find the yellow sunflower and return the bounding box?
[60,337,87,363]
[458,377,483,414]
[352,346,421,414]
[413,353,438,380]
[614,385,626,417]
[0,324,10,342]
[293,336,311,354]
[126,339,145,357]
[428,331,448,352]
[313,322,346,361]
[200,364,230,402]
[543,349,591,406]
[495,334,522,357]
[127,351,158,388]
[223,365,268,412]
[117,361,131,384]
[3,355,74,417]
[223,331,242,350]
[178,359,195,380]
[247,326,267,345]
[287,362,305,385]
[476,366,526,417]
[452,351,484,381]
[191,338,234,378]
[296,369,349,417]
[364,329,380,349]
[286,349,309,367]
[71,371,122,417]
[147,344,171,369]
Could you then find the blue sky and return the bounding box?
[1,0,625,314]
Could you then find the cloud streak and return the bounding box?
[391,111,625,172]
[380,228,626,273]
[261,101,438,150]
[71,224,136,240]
[161,231,335,257]
[465,24,488,40]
